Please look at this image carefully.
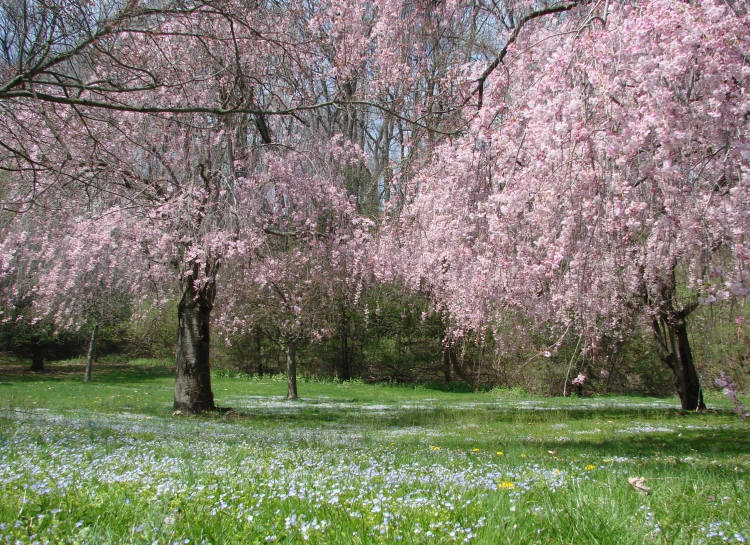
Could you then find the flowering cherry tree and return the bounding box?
[571,374,586,396]
[1,0,406,410]
[395,0,750,410]
[0,208,139,373]
[715,373,749,421]
[216,140,373,400]
[0,0,481,411]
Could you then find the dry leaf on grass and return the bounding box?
[628,477,651,495]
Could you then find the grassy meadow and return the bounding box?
[0,359,748,544]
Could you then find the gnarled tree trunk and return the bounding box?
[174,276,216,414]
[646,263,705,411]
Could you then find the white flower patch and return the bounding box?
[2,409,582,543]
[616,424,675,434]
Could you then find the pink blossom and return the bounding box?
[715,373,749,421]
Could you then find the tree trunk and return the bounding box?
[84,323,99,383]
[174,278,216,414]
[442,345,453,383]
[448,345,469,383]
[285,340,298,400]
[335,316,351,381]
[30,342,45,372]
[256,330,264,377]
[652,316,705,411]
[646,263,705,411]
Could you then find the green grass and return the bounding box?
[0,359,748,544]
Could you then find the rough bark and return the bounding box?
[285,340,298,400]
[174,278,216,414]
[84,323,99,383]
[30,342,45,372]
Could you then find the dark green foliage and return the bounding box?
[1,281,747,396]
[125,300,178,359]
[690,302,750,391]
[155,290,747,397]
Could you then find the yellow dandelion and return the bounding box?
[604,459,612,463]
[472,448,480,452]
[432,446,440,451]
[498,481,515,490]
[520,453,527,458]
[496,451,504,456]
[584,464,596,471]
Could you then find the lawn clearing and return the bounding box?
[0,362,748,544]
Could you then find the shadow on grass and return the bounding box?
[537,426,750,459]
[211,404,750,463]
[0,361,174,384]
[225,402,738,430]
